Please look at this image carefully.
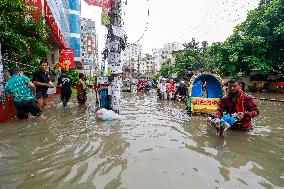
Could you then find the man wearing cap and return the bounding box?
[5,68,44,119]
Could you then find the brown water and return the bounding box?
[0,92,283,189]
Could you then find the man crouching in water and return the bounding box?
[209,78,259,134]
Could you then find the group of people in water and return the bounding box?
[4,61,88,120]
[5,62,260,134]
[158,78,187,101]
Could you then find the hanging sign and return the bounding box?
[101,8,111,26]
[58,48,75,70]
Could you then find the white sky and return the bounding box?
[81,0,259,57]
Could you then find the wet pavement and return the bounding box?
[0,91,283,189]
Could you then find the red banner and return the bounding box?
[84,0,112,8]
[59,48,75,70]
[26,0,42,21]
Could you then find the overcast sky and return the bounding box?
[81,0,259,56]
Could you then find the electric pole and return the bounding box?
[106,0,125,113]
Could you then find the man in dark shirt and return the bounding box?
[177,80,187,102]
[57,69,72,107]
[33,61,53,108]
[210,78,259,131]
[177,80,187,96]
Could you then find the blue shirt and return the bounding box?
[5,75,34,102]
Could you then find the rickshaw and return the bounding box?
[187,69,225,114]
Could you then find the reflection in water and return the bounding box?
[0,92,283,189]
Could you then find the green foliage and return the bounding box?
[163,38,209,78]
[159,59,170,78]
[67,68,79,85]
[0,0,51,70]
[86,75,95,85]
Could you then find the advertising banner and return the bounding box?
[84,0,112,8]
[59,48,75,70]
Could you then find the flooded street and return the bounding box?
[0,92,283,189]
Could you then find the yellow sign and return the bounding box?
[191,97,220,114]
[107,67,111,76]
[101,9,110,26]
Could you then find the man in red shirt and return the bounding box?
[210,78,259,131]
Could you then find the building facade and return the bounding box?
[152,42,183,72]
[24,0,81,69]
[80,18,99,76]
[69,0,81,66]
[121,43,143,66]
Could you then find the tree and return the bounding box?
[159,59,170,78]
[0,0,51,74]
[171,38,210,78]
[208,0,284,76]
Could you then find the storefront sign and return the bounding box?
[58,48,75,70]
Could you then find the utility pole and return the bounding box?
[106,0,125,113]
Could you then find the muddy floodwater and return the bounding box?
[0,92,283,189]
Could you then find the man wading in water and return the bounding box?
[33,61,53,108]
[5,68,44,119]
[209,78,259,131]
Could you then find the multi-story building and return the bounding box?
[140,55,156,80]
[80,18,99,76]
[68,0,81,66]
[152,42,183,72]
[121,43,143,66]
[23,0,81,69]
